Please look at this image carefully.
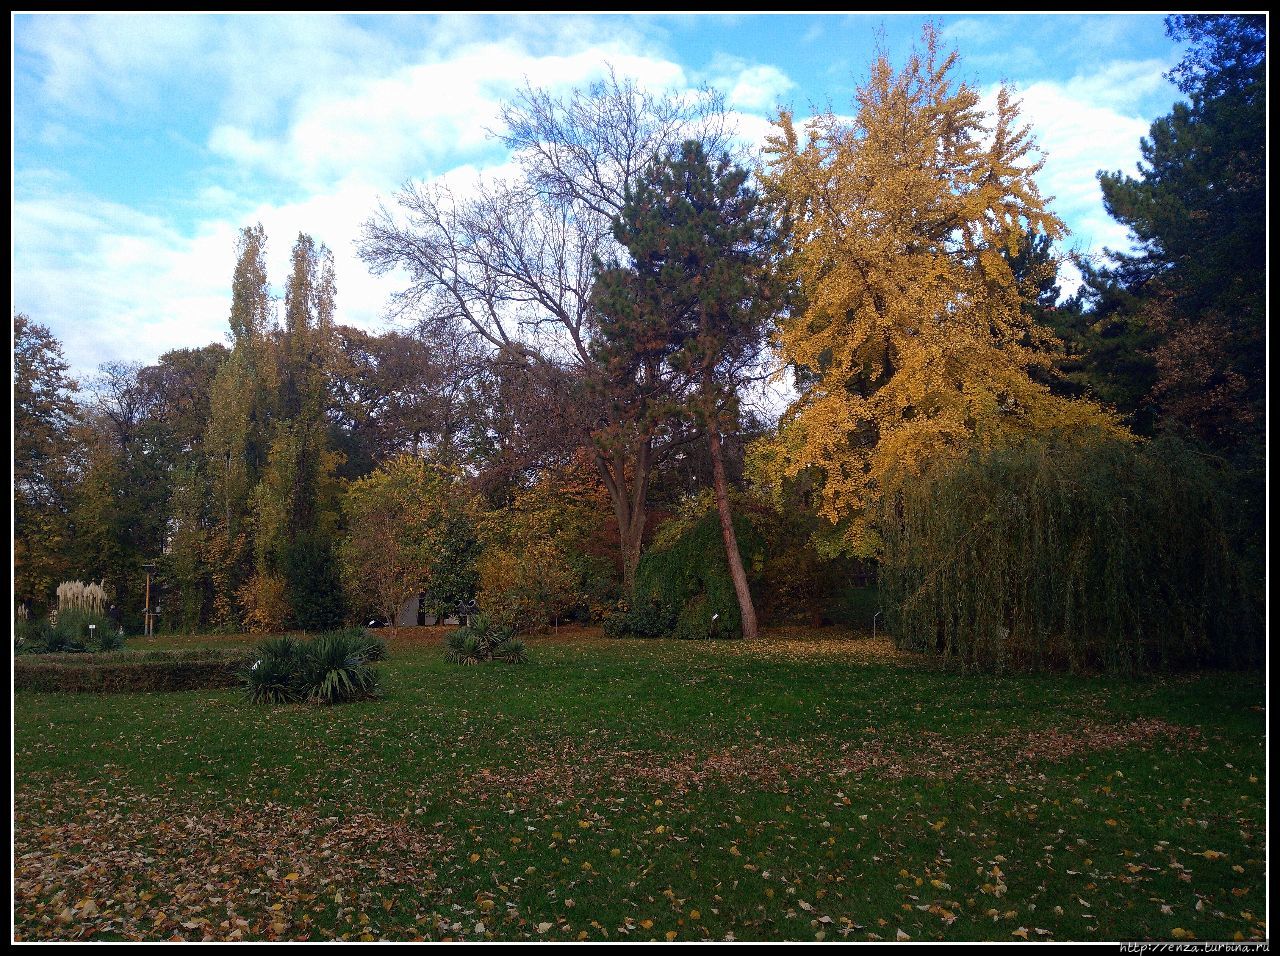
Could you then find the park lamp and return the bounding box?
[142,561,158,637]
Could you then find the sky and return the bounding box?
[12,12,1189,378]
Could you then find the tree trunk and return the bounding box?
[707,427,758,640]
[594,444,651,600]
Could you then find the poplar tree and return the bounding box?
[247,234,344,631]
[204,223,277,628]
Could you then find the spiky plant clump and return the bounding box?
[305,630,383,704]
[245,636,308,705]
[444,615,528,664]
[490,635,527,663]
[87,624,125,653]
[445,630,483,664]
[245,631,385,706]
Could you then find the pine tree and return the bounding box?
[1090,14,1264,457]
[591,140,780,638]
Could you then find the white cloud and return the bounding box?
[13,13,1172,374]
[703,53,797,113]
[12,180,239,375]
[977,66,1162,258]
[206,40,689,192]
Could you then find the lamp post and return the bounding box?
[142,561,157,637]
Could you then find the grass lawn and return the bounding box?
[13,627,1267,942]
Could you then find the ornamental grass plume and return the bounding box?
[56,580,108,616]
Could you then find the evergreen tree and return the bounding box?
[591,140,781,638]
[1086,14,1264,457]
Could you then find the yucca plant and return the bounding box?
[304,629,382,704]
[445,615,528,664]
[245,635,308,705]
[489,635,527,664]
[445,630,483,664]
[245,631,385,706]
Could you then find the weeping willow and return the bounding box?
[878,434,1262,673]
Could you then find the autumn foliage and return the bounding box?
[758,27,1124,554]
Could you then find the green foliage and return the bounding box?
[340,454,481,626]
[283,533,347,632]
[13,314,79,613]
[245,629,385,706]
[878,433,1263,673]
[609,506,763,640]
[826,586,882,630]
[444,615,527,664]
[246,635,308,705]
[590,138,779,426]
[304,629,383,704]
[421,511,481,620]
[477,464,615,629]
[14,615,53,655]
[41,609,115,653]
[1083,15,1265,456]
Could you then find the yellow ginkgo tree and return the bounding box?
[758,25,1125,555]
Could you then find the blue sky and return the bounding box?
[12,13,1187,376]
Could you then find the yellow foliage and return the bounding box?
[238,571,290,634]
[759,25,1126,553]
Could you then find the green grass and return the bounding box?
[13,628,1266,942]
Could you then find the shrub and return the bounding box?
[609,507,763,640]
[284,534,347,632]
[244,629,385,705]
[14,615,52,655]
[826,585,882,630]
[23,608,117,654]
[445,615,527,664]
[304,629,383,704]
[238,572,291,635]
[602,598,674,639]
[246,635,309,705]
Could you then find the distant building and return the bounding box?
[394,592,460,627]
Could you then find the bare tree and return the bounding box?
[359,67,732,594]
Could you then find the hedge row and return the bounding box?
[13,648,255,693]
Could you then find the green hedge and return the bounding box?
[14,648,255,694]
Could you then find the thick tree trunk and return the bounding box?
[707,427,758,640]
[593,442,651,600]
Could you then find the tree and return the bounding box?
[339,454,481,627]
[1089,14,1264,457]
[758,26,1123,555]
[590,140,781,638]
[249,233,344,630]
[476,457,615,629]
[204,223,278,627]
[360,67,731,595]
[13,314,79,610]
